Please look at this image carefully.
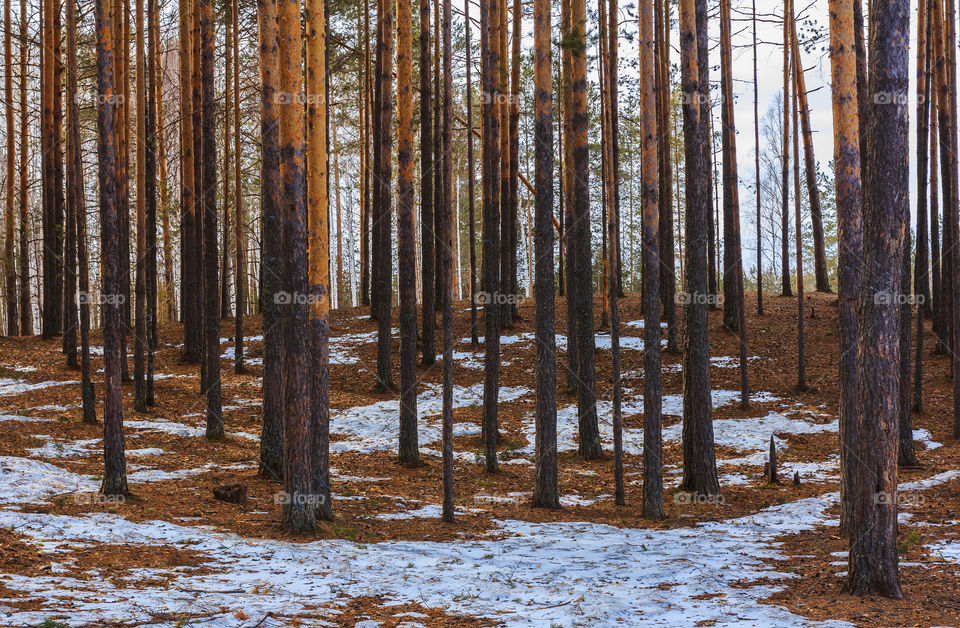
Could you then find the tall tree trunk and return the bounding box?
[679,0,719,497]
[848,0,909,598]
[96,0,128,496]
[829,0,862,537]
[465,12,478,346]
[506,0,520,325]
[531,0,557,509]
[419,0,435,365]
[3,0,15,336]
[397,0,419,466]
[780,5,792,298]
[278,0,315,530]
[657,0,677,352]
[753,0,762,315]
[914,0,932,412]
[68,0,93,422]
[258,0,283,480]
[374,0,395,390]
[791,33,806,392]
[306,0,332,520]
[200,0,223,439]
[561,0,578,389]
[439,0,454,521]
[720,0,749,406]
[222,10,233,321]
[571,0,600,460]
[233,0,244,372]
[360,0,371,308]
[179,0,201,362]
[640,0,663,519]
[134,0,148,412]
[790,25,830,292]
[480,0,502,472]
[146,0,158,404]
[16,0,30,336]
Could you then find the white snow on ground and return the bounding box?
[465,332,667,351]
[913,428,944,450]
[623,319,668,329]
[0,414,52,423]
[331,384,530,454]
[0,463,912,626]
[124,417,260,441]
[0,377,79,397]
[928,539,960,564]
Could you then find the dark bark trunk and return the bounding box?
[419,0,435,365]
[679,0,719,497]
[847,0,908,598]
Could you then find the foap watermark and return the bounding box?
[77,291,126,306]
[874,491,925,507]
[273,91,325,106]
[273,491,327,506]
[73,492,126,506]
[873,291,925,306]
[680,91,709,105]
[675,291,724,306]
[873,91,909,106]
[475,291,523,306]
[74,89,126,107]
[674,491,726,506]
[479,91,520,106]
[274,290,327,305]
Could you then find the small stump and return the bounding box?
[213,483,248,504]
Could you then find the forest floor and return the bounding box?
[0,291,958,626]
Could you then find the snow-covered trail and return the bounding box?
[0,484,858,627]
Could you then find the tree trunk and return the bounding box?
[753,0,762,315]
[790,26,830,293]
[180,0,201,362]
[200,0,223,439]
[640,0,663,519]
[465,12,478,346]
[480,0,502,472]
[531,0,557,510]
[278,0,315,530]
[914,0,932,412]
[374,0,395,390]
[233,0,244,372]
[571,0,600,460]
[16,0,30,336]
[657,0,677,352]
[847,0,908,598]
[2,0,15,337]
[397,0,419,467]
[258,0,283,481]
[439,0,454,522]
[134,0,148,412]
[679,0,719,497]
[96,0,128,496]
[780,7,792,298]
[790,9,806,392]
[561,0,578,390]
[419,0,435,365]
[828,0,861,537]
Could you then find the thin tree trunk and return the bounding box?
[146,0,158,403]
[780,5,792,298]
[465,12,478,346]
[419,0,435,364]
[561,0,578,389]
[2,0,15,336]
[913,0,932,412]
[180,0,201,362]
[753,0,762,314]
[134,0,148,412]
[790,24,830,292]
[16,0,30,336]
[791,34,806,392]
[233,0,244,372]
